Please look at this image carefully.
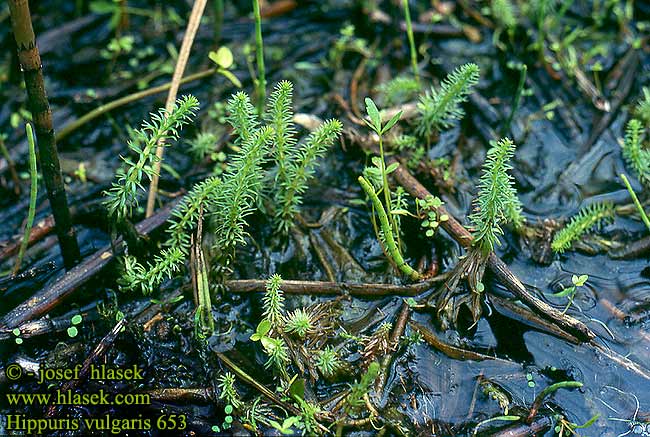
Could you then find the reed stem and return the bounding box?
[402,0,419,84]
[252,0,266,113]
[9,0,80,269]
[12,124,38,276]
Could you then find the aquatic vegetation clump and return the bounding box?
[551,203,615,253]
[416,63,480,138]
[119,82,340,294]
[621,118,650,187]
[469,138,523,254]
[104,95,199,220]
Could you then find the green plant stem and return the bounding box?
[57,68,216,142]
[528,381,582,422]
[359,176,420,281]
[621,173,650,232]
[378,135,400,247]
[9,0,80,269]
[402,0,419,84]
[503,64,526,135]
[252,0,266,113]
[12,124,38,276]
[213,0,224,41]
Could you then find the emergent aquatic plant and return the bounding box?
[416,63,480,138]
[119,82,340,294]
[551,203,615,253]
[104,95,199,220]
[621,118,650,188]
[469,138,523,254]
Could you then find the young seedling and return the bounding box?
[550,274,589,315]
[551,203,615,253]
[363,97,403,244]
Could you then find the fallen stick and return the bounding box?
[0,200,178,329]
[46,318,127,417]
[410,321,513,364]
[223,277,446,297]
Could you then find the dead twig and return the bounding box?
[145,0,208,217]
[0,200,179,329]
[224,277,446,297]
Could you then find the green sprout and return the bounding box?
[263,274,285,328]
[284,309,313,338]
[416,63,480,138]
[469,138,523,254]
[551,203,615,253]
[316,346,341,377]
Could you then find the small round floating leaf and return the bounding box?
[209,47,234,69]
[67,327,78,338]
[15,338,23,345]
[224,405,233,415]
[71,314,83,325]
[12,328,20,336]
[224,416,233,424]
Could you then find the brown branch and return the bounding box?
[223,277,446,297]
[410,321,512,363]
[0,199,179,329]
[9,0,80,269]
